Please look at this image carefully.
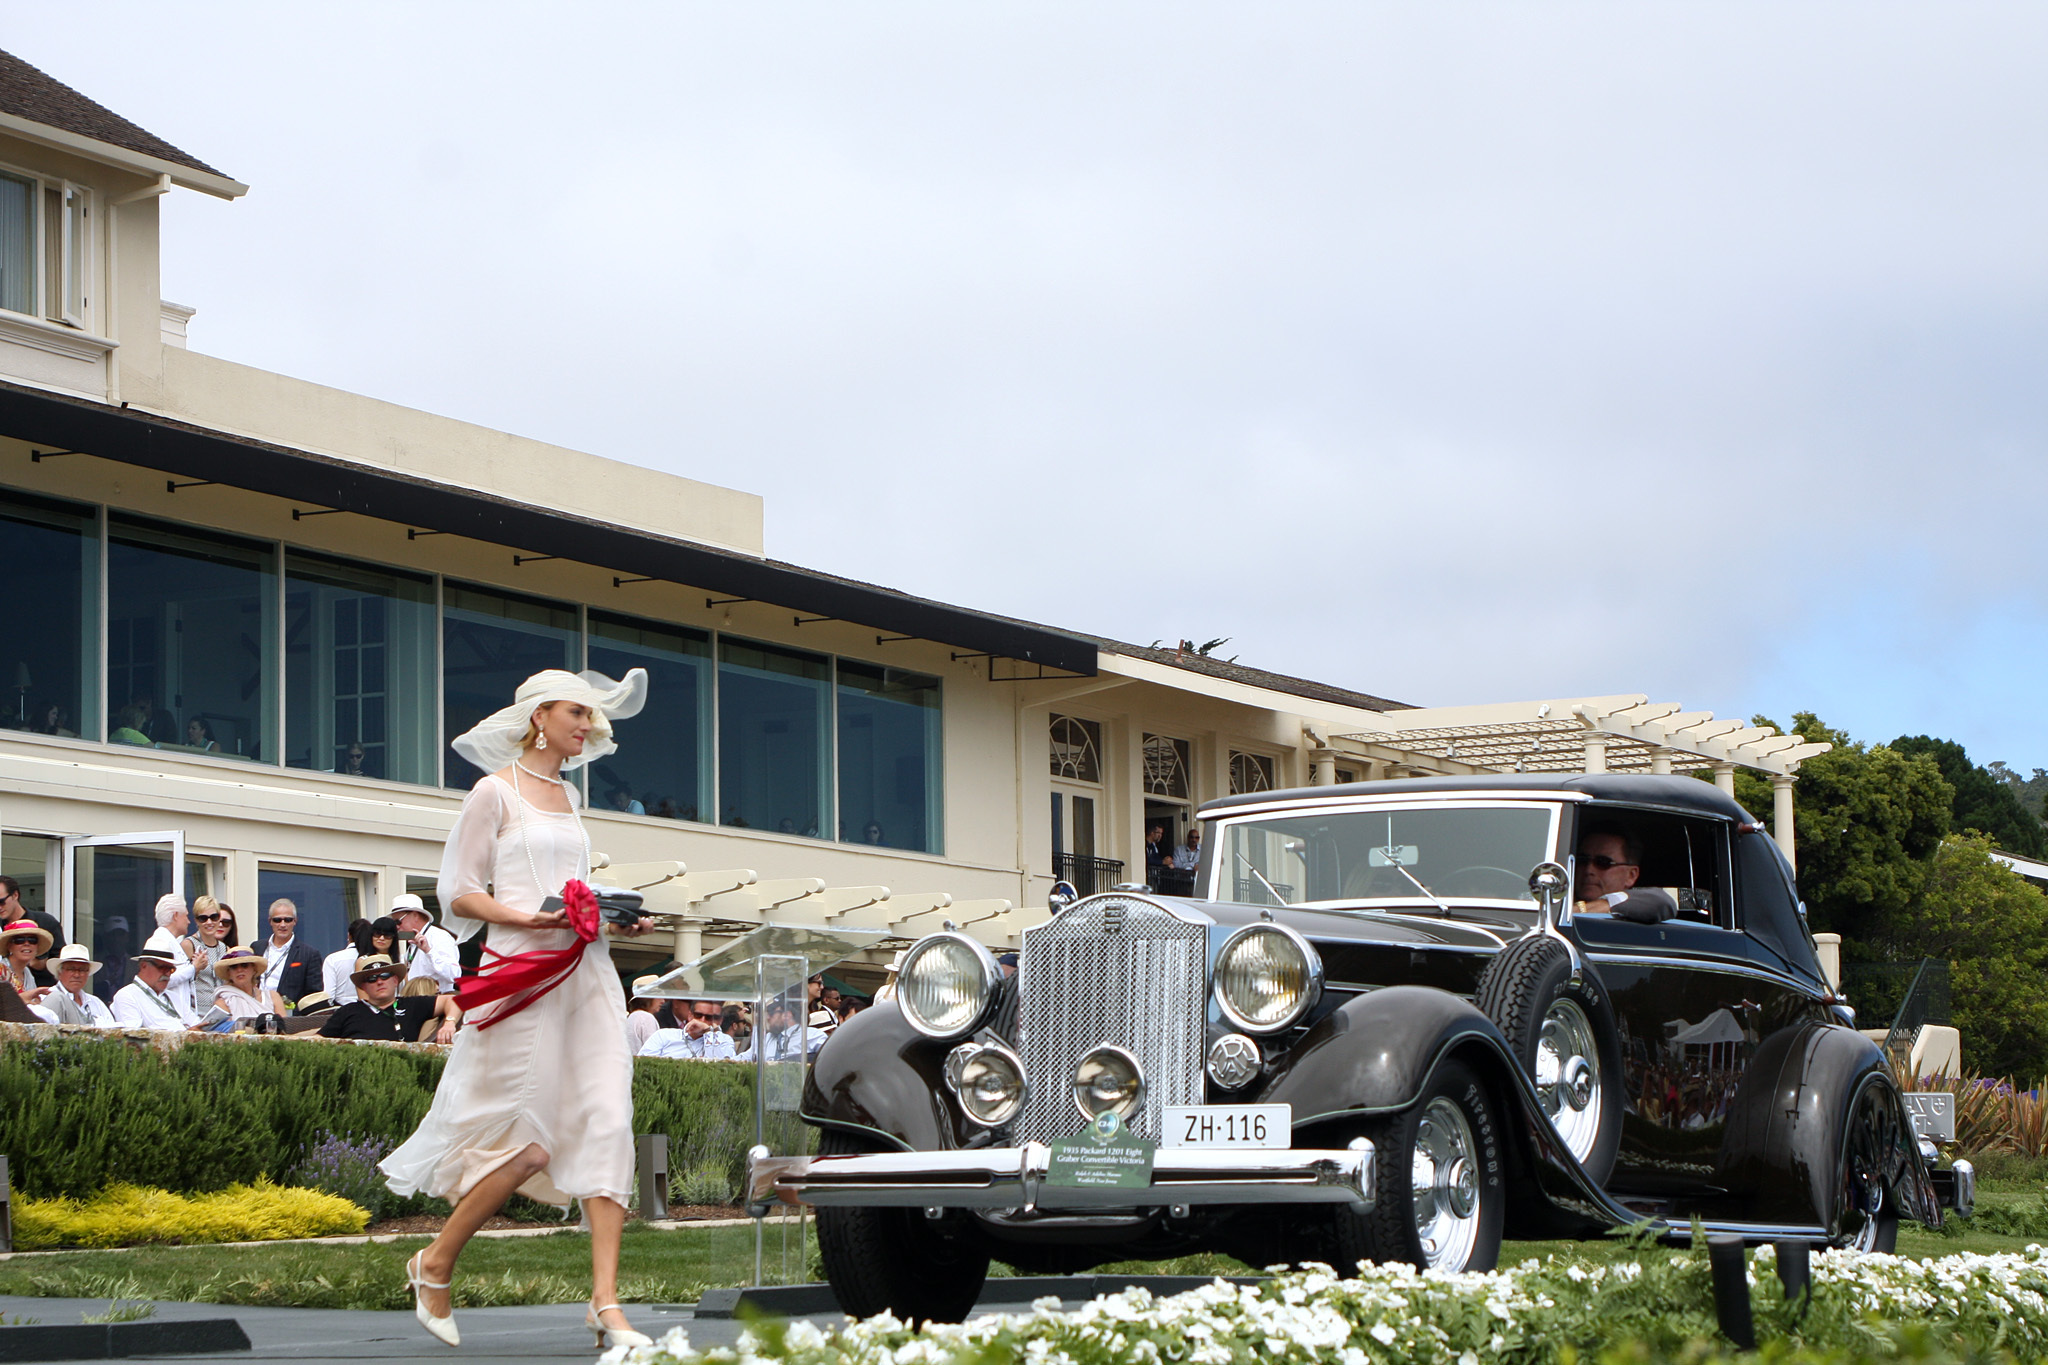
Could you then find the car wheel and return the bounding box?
[1474,934,1624,1182]
[1838,1084,1902,1253]
[814,1130,991,1323]
[1329,1058,1505,1273]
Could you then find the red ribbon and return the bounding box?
[454,880,600,1030]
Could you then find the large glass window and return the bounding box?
[0,488,98,740]
[587,611,711,821]
[0,170,33,315]
[107,514,277,761]
[285,552,437,784]
[718,638,829,836]
[441,583,578,788]
[837,662,942,852]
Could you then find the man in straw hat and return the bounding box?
[319,954,460,1044]
[111,946,200,1030]
[43,944,115,1027]
[392,892,459,994]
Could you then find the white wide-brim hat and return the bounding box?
[451,668,648,774]
[53,943,102,974]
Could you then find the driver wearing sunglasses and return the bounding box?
[1576,824,1677,924]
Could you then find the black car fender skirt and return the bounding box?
[800,1001,960,1152]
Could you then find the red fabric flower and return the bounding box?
[560,879,600,942]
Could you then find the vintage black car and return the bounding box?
[746,775,1974,1323]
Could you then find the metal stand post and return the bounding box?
[636,1135,669,1221]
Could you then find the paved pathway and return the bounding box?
[0,1286,1076,1364]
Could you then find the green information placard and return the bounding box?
[1046,1111,1157,1189]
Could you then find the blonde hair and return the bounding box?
[193,895,221,916]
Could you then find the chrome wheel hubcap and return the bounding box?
[1409,1097,1482,1268]
[1535,999,1603,1165]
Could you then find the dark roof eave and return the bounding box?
[0,381,1096,675]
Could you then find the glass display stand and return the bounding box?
[645,923,887,1286]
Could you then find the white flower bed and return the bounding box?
[605,1246,2048,1365]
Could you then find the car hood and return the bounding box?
[1196,897,1531,952]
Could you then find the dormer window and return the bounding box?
[0,166,92,328]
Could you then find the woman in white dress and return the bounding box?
[380,668,653,1350]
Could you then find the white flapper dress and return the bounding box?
[381,775,634,1209]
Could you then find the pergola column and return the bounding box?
[1771,773,1797,873]
[1648,747,1672,775]
[1581,735,1608,773]
[1312,749,1337,786]
[1712,762,1736,796]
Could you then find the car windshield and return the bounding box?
[1216,802,1558,910]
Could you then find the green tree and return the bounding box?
[1729,714,1952,947]
[1886,834,2048,1080]
[1892,735,2048,858]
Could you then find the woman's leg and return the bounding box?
[414,1144,549,1318]
[586,1195,635,1329]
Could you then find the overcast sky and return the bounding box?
[15,4,2048,766]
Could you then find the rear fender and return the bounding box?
[1716,1021,1939,1231]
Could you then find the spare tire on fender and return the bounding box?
[1474,933,1625,1183]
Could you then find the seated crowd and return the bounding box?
[3,885,875,1058]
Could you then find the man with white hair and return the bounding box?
[142,894,199,1015]
[259,898,322,1007]
[111,946,199,1030]
[43,944,115,1027]
[391,894,459,994]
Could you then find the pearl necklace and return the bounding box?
[509,760,588,902]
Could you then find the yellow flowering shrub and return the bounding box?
[14,1179,368,1249]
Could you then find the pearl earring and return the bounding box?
[537,730,548,750]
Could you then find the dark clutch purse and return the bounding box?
[538,885,647,929]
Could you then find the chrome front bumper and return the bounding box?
[744,1141,1374,1214]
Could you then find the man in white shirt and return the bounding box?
[323,919,372,1007]
[111,948,199,1030]
[392,894,459,994]
[735,998,826,1062]
[640,999,739,1059]
[43,944,116,1027]
[141,894,199,1016]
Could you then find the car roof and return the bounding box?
[1200,772,1757,823]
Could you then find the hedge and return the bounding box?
[0,1033,802,1201]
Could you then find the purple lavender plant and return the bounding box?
[288,1132,396,1220]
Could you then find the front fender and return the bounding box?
[799,1001,962,1152]
[1259,985,1518,1120]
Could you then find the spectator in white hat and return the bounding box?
[42,944,115,1027]
[111,946,199,1030]
[624,976,662,1055]
[392,893,459,994]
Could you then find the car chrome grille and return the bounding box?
[1014,895,1209,1145]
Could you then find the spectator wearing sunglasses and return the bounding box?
[323,918,378,1008]
[318,955,460,1043]
[1576,825,1677,924]
[259,899,322,1008]
[0,876,64,985]
[178,896,237,1019]
[638,999,737,1059]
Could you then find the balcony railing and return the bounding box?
[1053,852,1126,898]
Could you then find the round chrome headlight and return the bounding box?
[947,1041,1027,1127]
[1213,923,1323,1034]
[897,932,999,1039]
[1072,1044,1145,1122]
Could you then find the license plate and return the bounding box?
[1162,1104,1290,1149]
[1904,1092,1956,1143]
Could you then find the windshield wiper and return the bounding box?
[1234,852,1289,907]
[1388,862,1453,916]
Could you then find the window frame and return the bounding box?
[0,160,95,330]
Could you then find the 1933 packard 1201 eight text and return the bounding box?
[745,775,1974,1323]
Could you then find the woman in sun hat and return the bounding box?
[379,668,655,1351]
[211,946,284,1025]
[2,918,53,1006]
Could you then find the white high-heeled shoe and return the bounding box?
[587,1301,652,1350]
[407,1251,460,1348]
